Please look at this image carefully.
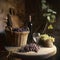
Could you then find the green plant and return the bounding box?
[41,0,56,33]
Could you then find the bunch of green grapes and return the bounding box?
[40,34,55,42]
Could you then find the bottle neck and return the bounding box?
[29,15,31,22]
[28,15,32,32]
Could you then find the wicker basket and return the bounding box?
[5,29,29,47]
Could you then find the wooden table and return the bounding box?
[5,45,57,60]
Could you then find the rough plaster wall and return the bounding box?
[0,0,14,14]
[0,0,25,32]
[8,0,25,15]
[0,0,25,15]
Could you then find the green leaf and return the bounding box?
[42,4,47,10]
[48,24,53,29]
[41,0,46,3]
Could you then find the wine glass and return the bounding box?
[33,33,40,44]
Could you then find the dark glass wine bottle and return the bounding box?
[27,15,33,44]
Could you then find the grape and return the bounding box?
[19,43,40,52]
[12,28,19,32]
[24,45,29,52]
[12,26,29,32]
[18,28,22,32]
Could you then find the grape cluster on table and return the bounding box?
[12,26,29,32]
[19,43,40,52]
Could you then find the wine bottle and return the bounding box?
[27,15,33,44]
